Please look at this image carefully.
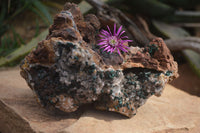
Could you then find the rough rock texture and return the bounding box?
[20,3,178,117]
[0,69,79,133]
[0,69,200,133]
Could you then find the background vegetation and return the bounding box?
[0,0,200,79]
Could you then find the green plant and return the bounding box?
[0,26,24,57]
[0,0,52,57]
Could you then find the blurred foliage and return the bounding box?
[0,29,48,67]
[108,0,200,21]
[108,0,200,77]
[1,0,200,75]
[159,0,200,9]
[0,26,24,57]
[153,20,200,77]
[0,0,52,57]
[0,0,87,67]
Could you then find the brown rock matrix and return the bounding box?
[20,3,178,117]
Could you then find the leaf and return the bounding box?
[29,7,49,26]
[34,18,40,37]
[42,1,64,11]
[32,0,52,24]
[163,11,200,23]
[118,0,175,17]
[0,0,100,67]
[79,0,108,14]
[79,1,93,14]
[152,20,190,39]
[183,50,200,77]
[152,20,200,77]
[7,4,28,21]
[0,30,48,67]
[0,0,6,22]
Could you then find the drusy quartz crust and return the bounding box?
[20,3,178,117]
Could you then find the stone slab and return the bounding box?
[0,69,200,133]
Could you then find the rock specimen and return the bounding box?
[20,3,178,117]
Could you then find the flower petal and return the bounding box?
[97,24,133,55]
[118,46,128,52]
[120,44,130,49]
[108,47,113,53]
[100,45,108,49]
[100,32,108,36]
[98,41,107,45]
[112,47,116,53]
[118,30,125,38]
[103,46,111,51]
[126,39,133,42]
[101,30,110,36]
[121,36,128,39]
[98,39,107,41]
[99,34,107,38]
[116,25,122,36]
[107,25,113,35]
[114,23,116,36]
[107,48,112,52]
[117,48,121,55]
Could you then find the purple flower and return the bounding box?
[98,24,132,55]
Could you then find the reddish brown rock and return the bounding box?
[123,38,178,79]
[20,2,178,117]
[0,69,199,133]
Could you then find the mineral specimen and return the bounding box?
[20,3,178,117]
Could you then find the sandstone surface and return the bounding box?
[0,69,199,133]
